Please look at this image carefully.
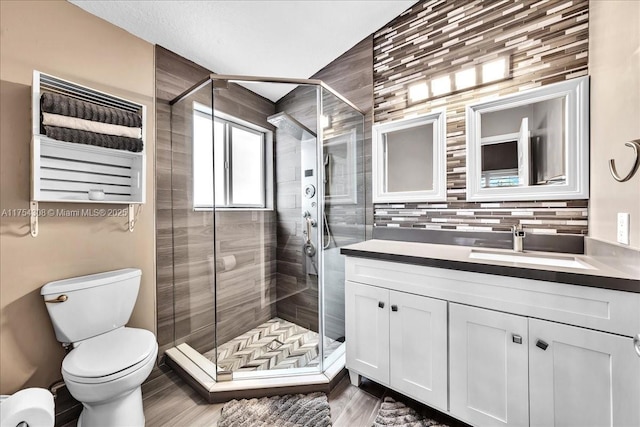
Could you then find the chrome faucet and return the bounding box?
[512,224,526,252]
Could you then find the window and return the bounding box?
[193,105,271,209]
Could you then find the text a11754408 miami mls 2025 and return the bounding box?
[1,207,129,217]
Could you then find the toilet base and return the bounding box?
[76,386,144,427]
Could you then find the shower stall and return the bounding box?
[164,75,365,394]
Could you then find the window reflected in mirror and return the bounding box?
[479,98,566,189]
[466,76,588,201]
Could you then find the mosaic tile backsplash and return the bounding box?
[375,200,588,235]
[372,0,589,237]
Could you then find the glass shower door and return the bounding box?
[319,87,366,366]
[212,78,322,379]
[169,79,218,380]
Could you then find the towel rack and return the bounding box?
[30,71,146,237]
[609,139,640,182]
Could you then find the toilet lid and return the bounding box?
[62,327,156,379]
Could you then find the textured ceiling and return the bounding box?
[68,0,416,101]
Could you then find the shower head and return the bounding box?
[267,112,316,140]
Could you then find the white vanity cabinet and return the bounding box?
[529,319,640,427]
[449,303,529,427]
[344,255,640,427]
[345,281,390,385]
[345,280,448,411]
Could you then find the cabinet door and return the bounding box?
[450,303,529,427]
[389,291,448,411]
[529,319,640,427]
[345,281,390,385]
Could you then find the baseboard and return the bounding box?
[53,383,81,427]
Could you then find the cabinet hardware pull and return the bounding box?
[45,294,68,304]
[512,334,522,344]
[378,301,385,309]
[391,305,398,312]
[634,334,640,358]
[536,339,549,351]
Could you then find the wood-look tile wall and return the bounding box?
[372,0,589,236]
[273,85,320,332]
[314,36,375,240]
[156,46,209,357]
[155,47,277,356]
[272,37,373,336]
[156,41,371,352]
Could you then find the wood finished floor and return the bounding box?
[138,369,468,427]
[62,367,469,426]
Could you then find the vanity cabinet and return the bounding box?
[344,255,640,427]
[345,280,448,411]
[529,319,640,427]
[345,281,390,384]
[449,303,529,427]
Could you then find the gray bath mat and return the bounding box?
[218,392,331,427]
[372,397,449,427]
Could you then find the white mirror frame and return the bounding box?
[372,110,447,203]
[466,76,589,201]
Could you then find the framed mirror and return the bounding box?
[466,76,589,201]
[372,110,447,203]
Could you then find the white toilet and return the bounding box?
[41,268,158,427]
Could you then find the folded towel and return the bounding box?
[43,125,144,153]
[41,92,142,128]
[42,112,142,139]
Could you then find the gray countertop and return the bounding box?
[341,239,640,293]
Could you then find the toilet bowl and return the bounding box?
[63,328,157,427]
[41,269,158,427]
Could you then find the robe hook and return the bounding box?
[609,139,640,182]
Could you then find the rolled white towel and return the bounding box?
[42,112,142,139]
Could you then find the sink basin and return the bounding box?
[469,249,595,270]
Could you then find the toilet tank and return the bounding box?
[41,269,141,344]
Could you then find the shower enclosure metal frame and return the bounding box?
[167,74,365,390]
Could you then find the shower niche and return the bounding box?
[163,75,365,398]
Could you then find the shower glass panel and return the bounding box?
[320,87,365,365]
[168,75,364,385]
[169,80,217,363]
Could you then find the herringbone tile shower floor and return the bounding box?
[203,318,340,372]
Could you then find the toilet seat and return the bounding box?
[62,327,157,384]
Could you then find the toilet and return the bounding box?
[41,269,158,427]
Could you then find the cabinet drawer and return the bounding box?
[346,256,640,337]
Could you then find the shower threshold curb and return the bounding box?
[165,345,347,403]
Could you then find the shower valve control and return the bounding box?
[304,184,316,198]
[303,243,316,257]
